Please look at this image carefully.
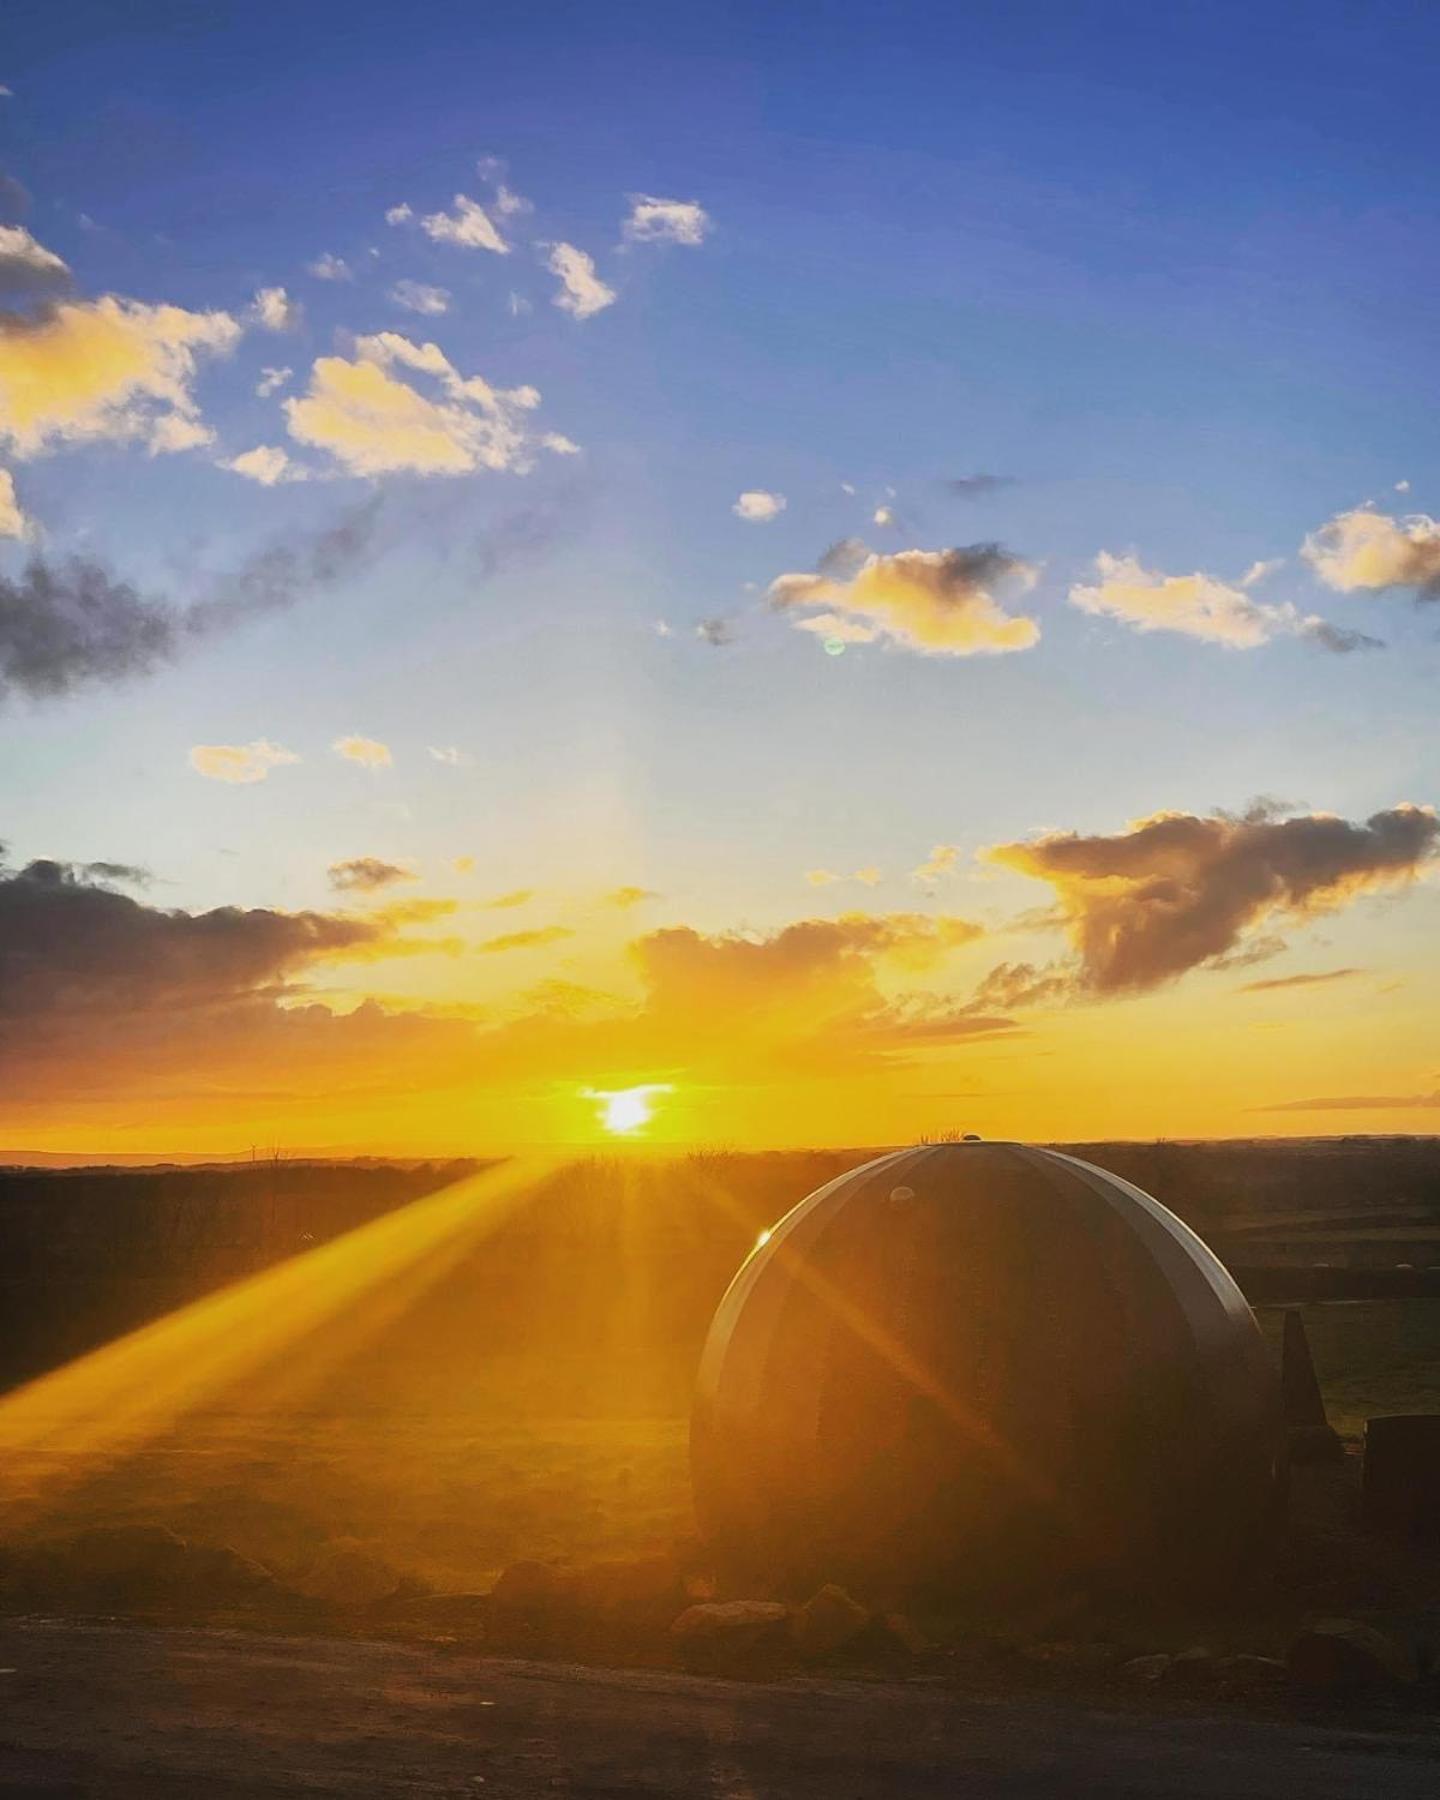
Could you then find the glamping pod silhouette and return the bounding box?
[692,1142,1282,1593]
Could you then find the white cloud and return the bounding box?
[306,253,352,281]
[384,203,414,226]
[541,431,581,455]
[1396,479,1411,494]
[283,330,547,478]
[0,468,29,538]
[428,745,469,766]
[1302,506,1440,594]
[0,295,240,459]
[1070,552,1280,648]
[770,544,1041,657]
[250,286,301,331]
[421,194,508,254]
[544,242,615,318]
[0,224,70,289]
[1239,557,1284,588]
[494,183,531,217]
[507,290,532,317]
[220,444,306,486]
[333,734,393,768]
[189,739,300,784]
[148,413,215,455]
[256,365,293,398]
[806,869,841,886]
[733,489,786,523]
[1071,550,1380,653]
[622,195,711,246]
[873,505,895,527]
[389,279,450,316]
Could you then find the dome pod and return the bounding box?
[692,1143,1282,1595]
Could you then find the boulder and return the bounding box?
[791,1584,870,1660]
[177,1543,276,1601]
[1021,1639,1118,1672]
[292,1538,405,1608]
[1122,1653,1172,1683]
[571,1556,686,1635]
[1212,1653,1289,1695]
[872,1611,929,1656]
[1287,1618,1418,1690]
[1169,1646,1215,1681]
[488,1559,576,1623]
[55,1524,189,1592]
[670,1600,790,1672]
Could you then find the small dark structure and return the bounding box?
[1362,1415,1440,1541]
[692,1142,1282,1595]
[1280,1307,1345,1463]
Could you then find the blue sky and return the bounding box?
[1,1,1437,1150]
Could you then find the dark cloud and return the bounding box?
[0,225,70,306]
[1239,967,1364,994]
[944,475,1016,499]
[0,854,380,1034]
[1297,617,1385,655]
[327,857,417,894]
[695,616,735,647]
[989,804,1438,995]
[186,498,382,637]
[0,500,381,703]
[0,560,177,700]
[81,860,153,887]
[815,536,869,579]
[0,172,30,220]
[965,959,1072,1011]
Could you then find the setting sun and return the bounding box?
[586,1085,675,1136]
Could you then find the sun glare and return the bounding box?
[584,1083,674,1136]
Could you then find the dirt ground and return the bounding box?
[0,1617,1437,1799]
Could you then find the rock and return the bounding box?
[1169,1646,1215,1681]
[671,1599,790,1642]
[1212,1653,1289,1694]
[670,1600,790,1671]
[58,1525,189,1589]
[872,1611,929,1656]
[488,1560,576,1623]
[1021,1639,1118,1671]
[3,1529,279,1611]
[179,1543,276,1600]
[293,1538,405,1608]
[1122,1653,1173,1683]
[571,1557,685,1635]
[1288,1618,1418,1689]
[791,1584,870,1660]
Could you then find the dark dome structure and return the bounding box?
[692,1142,1282,1594]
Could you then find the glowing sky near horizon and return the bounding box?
[0,0,1437,1154]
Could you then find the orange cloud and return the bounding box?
[0,295,239,458]
[284,332,554,478]
[478,925,575,954]
[769,545,1039,656]
[1303,507,1440,595]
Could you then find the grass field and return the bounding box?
[1256,1299,1440,1439]
[2,1298,1435,1596]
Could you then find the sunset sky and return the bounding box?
[1,0,1437,1155]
